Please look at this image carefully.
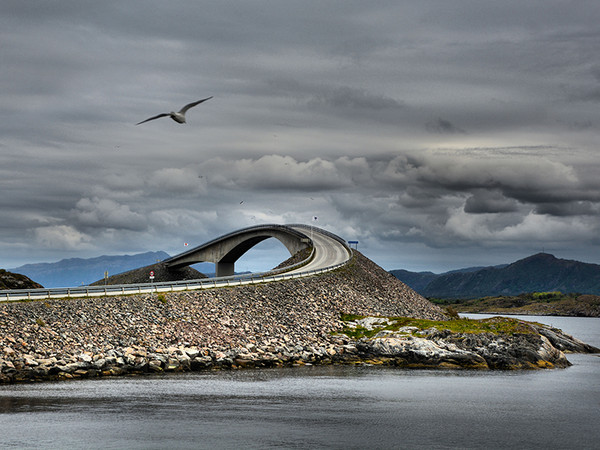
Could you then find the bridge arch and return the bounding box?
[164,225,312,277]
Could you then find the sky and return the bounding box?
[2,1,600,274]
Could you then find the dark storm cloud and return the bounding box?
[265,78,406,127]
[425,118,466,134]
[534,202,599,217]
[310,86,403,111]
[464,191,520,214]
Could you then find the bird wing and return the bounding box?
[178,96,213,113]
[135,113,170,125]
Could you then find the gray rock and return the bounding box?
[184,348,200,359]
[148,360,163,372]
[93,358,107,370]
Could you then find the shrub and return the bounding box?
[445,305,460,319]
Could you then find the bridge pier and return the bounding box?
[216,262,235,278]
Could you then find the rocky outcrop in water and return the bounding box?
[344,316,599,370]
[346,319,580,370]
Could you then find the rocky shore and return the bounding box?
[341,316,598,370]
[1,253,597,383]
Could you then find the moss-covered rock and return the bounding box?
[338,315,599,370]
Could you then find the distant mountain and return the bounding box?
[389,264,507,293]
[388,270,439,293]
[10,252,172,288]
[391,253,600,299]
[443,264,508,274]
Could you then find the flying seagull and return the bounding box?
[136,96,213,125]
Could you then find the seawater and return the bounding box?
[0,315,598,449]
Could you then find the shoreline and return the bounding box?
[446,294,600,318]
[2,253,598,384]
[3,314,598,384]
[456,309,600,318]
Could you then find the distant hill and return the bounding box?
[449,292,600,317]
[10,252,172,288]
[391,253,600,299]
[89,261,207,286]
[388,270,439,293]
[389,264,507,293]
[0,269,43,290]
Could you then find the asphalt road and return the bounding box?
[288,226,350,274]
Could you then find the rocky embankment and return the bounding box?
[1,252,597,383]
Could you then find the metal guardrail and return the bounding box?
[0,256,350,302]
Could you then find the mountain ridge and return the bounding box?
[391,253,600,298]
[9,252,172,288]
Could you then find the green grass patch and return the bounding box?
[342,325,381,339]
[339,314,535,339]
[531,291,563,301]
[340,313,364,322]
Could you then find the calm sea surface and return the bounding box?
[0,315,598,449]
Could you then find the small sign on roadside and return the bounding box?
[149,270,155,281]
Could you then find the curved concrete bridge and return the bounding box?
[1,224,351,302]
[163,224,347,277]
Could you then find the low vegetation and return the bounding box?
[429,292,600,317]
[338,313,537,340]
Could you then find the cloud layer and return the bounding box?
[1,1,600,273]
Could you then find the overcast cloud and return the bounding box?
[1,1,600,274]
